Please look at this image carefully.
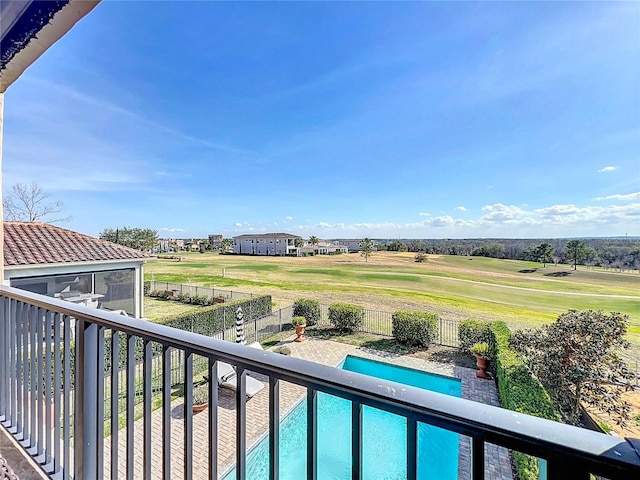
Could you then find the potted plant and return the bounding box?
[192,382,209,413]
[470,342,491,379]
[291,316,307,342]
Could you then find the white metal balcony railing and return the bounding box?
[0,285,639,479]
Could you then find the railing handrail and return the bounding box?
[1,285,639,478]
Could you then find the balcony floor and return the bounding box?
[0,423,48,480]
[101,335,513,479]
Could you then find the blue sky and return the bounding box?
[3,1,639,239]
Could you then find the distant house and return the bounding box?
[3,222,150,318]
[208,234,223,249]
[185,238,202,252]
[156,238,170,252]
[233,233,302,256]
[301,240,348,255]
[333,239,376,253]
[156,238,186,252]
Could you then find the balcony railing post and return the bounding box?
[75,317,99,479]
[0,296,7,422]
[472,437,485,480]
[307,388,317,480]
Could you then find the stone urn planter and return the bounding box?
[292,316,307,343]
[470,342,491,380]
[474,355,491,379]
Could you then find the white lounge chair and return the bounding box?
[216,342,266,398]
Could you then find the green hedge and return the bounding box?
[488,321,560,480]
[328,303,364,332]
[458,319,492,350]
[391,311,438,347]
[293,298,321,326]
[105,295,272,369]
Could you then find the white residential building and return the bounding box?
[232,233,302,256]
[300,240,348,255]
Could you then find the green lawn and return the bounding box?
[145,251,640,362]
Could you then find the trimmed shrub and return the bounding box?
[328,303,364,333]
[391,311,438,347]
[488,321,560,480]
[293,298,321,326]
[458,319,492,349]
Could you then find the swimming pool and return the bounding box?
[223,355,461,479]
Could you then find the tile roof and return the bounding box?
[3,222,150,267]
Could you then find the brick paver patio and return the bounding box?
[104,336,513,479]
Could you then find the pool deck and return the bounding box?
[104,336,514,479]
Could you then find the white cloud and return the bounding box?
[594,192,640,202]
[455,206,467,211]
[284,216,294,221]
[234,222,242,227]
[276,201,640,238]
[597,166,617,173]
[426,216,456,227]
[418,212,431,217]
[159,227,185,232]
[480,203,528,223]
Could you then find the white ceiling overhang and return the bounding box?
[0,0,100,92]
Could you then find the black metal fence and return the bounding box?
[255,304,461,348]
[146,282,460,347]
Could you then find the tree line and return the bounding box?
[377,238,640,271]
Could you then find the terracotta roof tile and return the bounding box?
[3,222,151,267]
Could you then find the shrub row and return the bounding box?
[292,298,321,326]
[391,311,438,347]
[149,290,225,306]
[105,295,272,369]
[487,321,560,480]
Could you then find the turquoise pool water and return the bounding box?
[223,355,461,479]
